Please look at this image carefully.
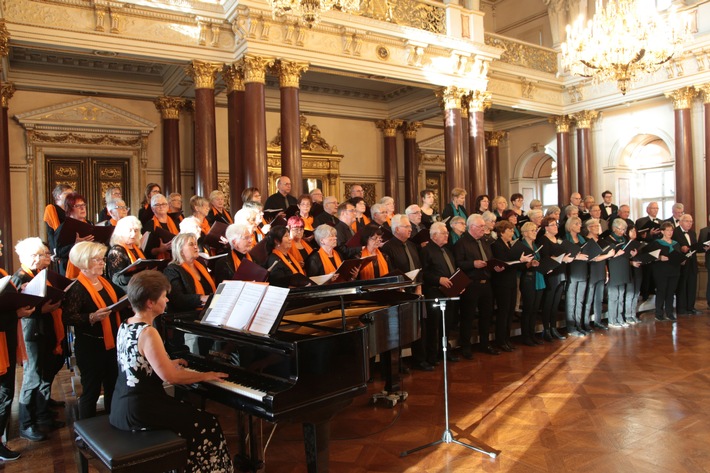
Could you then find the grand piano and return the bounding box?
[162,276,421,472]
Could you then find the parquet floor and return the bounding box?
[3,302,710,472]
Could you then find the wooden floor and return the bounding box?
[3,301,710,472]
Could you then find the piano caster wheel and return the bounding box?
[370,390,407,408]
[393,391,408,402]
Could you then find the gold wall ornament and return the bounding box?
[221,64,245,93]
[269,115,336,152]
[520,77,536,99]
[30,131,142,147]
[696,84,710,104]
[153,96,186,120]
[485,131,508,147]
[484,33,556,74]
[240,56,275,84]
[376,45,390,61]
[665,86,697,110]
[0,20,10,58]
[548,115,573,133]
[375,119,403,137]
[272,60,309,88]
[55,166,78,178]
[0,83,16,108]
[185,60,222,89]
[572,110,599,129]
[467,90,491,113]
[435,86,466,111]
[401,121,422,140]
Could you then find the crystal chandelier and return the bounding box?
[268,0,361,28]
[560,0,692,95]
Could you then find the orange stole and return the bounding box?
[118,243,146,263]
[317,248,342,274]
[76,272,120,350]
[288,240,313,268]
[272,250,305,275]
[43,205,60,231]
[351,215,371,232]
[212,207,233,224]
[231,251,253,271]
[180,261,216,296]
[153,216,178,260]
[359,248,388,280]
[303,215,314,231]
[199,217,211,236]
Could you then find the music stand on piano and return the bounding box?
[401,296,499,460]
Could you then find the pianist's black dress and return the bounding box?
[110,322,233,473]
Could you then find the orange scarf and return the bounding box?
[351,215,371,232]
[109,218,117,226]
[317,248,342,274]
[118,243,146,263]
[153,215,179,235]
[43,205,60,231]
[76,272,120,350]
[359,248,389,280]
[272,249,305,275]
[199,217,211,235]
[212,207,233,224]
[231,250,253,271]
[303,215,314,231]
[288,239,313,268]
[180,261,216,296]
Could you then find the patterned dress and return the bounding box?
[109,322,233,473]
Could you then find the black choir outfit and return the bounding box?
[313,212,338,228]
[335,220,360,259]
[673,225,698,315]
[512,239,545,345]
[490,238,519,348]
[162,264,214,314]
[698,225,710,305]
[646,238,682,320]
[213,250,251,285]
[605,233,632,326]
[304,249,344,277]
[206,206,233,227]
[105,245,143,290]
[565,234,589,335]
[600,203,618,221]
[54,218,94,276]
[584,241,607,329]
[264,252,306,288]
[264,192,297,214]
[0,273,20,445]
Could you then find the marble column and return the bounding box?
[468,90,491,199]
[154,97,185,196]
[485,131,507,198]
[241,56,274,197]
[402,121,422,206]
[273,60,309,197]
[222,64,246,210]
[186,60,221,198]
[572,110,598,198]
[0,82,13,271]
[375,119,403,199]
[436,87,466,200]
[549,115,573,207]
[665,87,697,217]
[699,84,710,225]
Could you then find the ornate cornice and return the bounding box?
[153,96,186,120]
[29,131,142,147]
[548,115,572,133]
[221,64,245,93]
[0,83,16,108]
[239,56,275,85]
[485,130,507,147]
[272,60,309,88]
[665,87,696,110]
[375,119,403,137]
[0,20,9,58]
[572,110,598,129]
[185,60,222,89]
[401,121,422,139]
[467,90,492,113]
[435,86,467,111]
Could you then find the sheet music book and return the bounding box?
[200,281,289,335]
[439,269,471,297]
[0,276,45,309]
[581,240,604,259]
[21,269,76,304]
[107,295,131,312]
[409,228,430,245]
[140,227,176,252]
[632,249,661,264]
[204,221,229,247]
[309,273,336,285]
[232,258,269,282]
[486,259,522,270]
[57,217,114,246]
[536,256,563,274]
[115,258,170,277]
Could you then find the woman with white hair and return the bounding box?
[379,196,395,226]
[63,241,129,419]
[106,216,146,289]
[213,223,254,285]
[205,190,233,226]
[142,193,178,260]
[305,224,350,280]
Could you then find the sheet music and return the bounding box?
[23,269,48,297]
[649,249,661,259]
[405,269,421,280]
[249,286,290,335]
[309,273,335,285]
[226,283,268,329]
[201,281,246,326]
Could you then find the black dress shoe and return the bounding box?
[506,341,517,350]
[688,309,700,315]
[445,353,460,362]
[480,345,501,355]
[413,361,435,371]
[522,338,537,347]
[542,330,554,342]
[655,314,668,321]
[591,322,609,331]
[496,343,513,352]
[533,337,543,345]
[550,328,566,340]
[39,420,65,432]
[460,349,474,360]
[667,314,677,321]
[48,398,65,408]
[20,426,48,442]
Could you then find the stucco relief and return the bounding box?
[4,0,93,31]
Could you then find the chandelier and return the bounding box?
[560,0,692,95]
[268,0,361,28]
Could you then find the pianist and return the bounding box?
[110,271,234,473]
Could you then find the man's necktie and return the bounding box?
[403,242,416,271]
[441,248,455,275]
[476,239,488,261]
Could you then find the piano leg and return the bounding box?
[234,412,264,472]
[303,420,330,473]
[382,348,400,393]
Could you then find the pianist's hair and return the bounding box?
[265,225,289,253]
[126,270,171,312]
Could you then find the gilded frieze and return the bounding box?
[484,34,557,74]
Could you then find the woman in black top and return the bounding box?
[473,194,491,215]
[441,187,467,230]
[419,190,438,229]
[538,216,571,341]
[263,226,307,288]
[54,192,94,276]
[513,222,545,346]
[583,219,614,330]
[646,221,682,321]
[105,216,145,290]
[564,217,590,337]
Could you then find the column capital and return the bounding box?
[375,119,403,137]
[572,110,598,129]
[485,131,507,147]
[272,60,309,88]
[239,55,275,85]
[185,60,222,89]
[696,84,710,104]
[221,64,245,93]
[0,83,15,108]
[467,90,492,113]
[435,86,467,110]
[665,86,696,110]
[0,20,9,58]
[460,94,470,118]
[153,96,186,120]
[548,115,572,133]
[401,121,422,139]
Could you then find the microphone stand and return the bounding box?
[401,296,499,459]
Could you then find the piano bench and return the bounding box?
[73,416,188,473]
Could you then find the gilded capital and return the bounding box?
[665,86,696,109]
[221,64,245,93]
[401,121,422,140]
[185,60,222,89]
[0,83,15,108]
[467,90,492,113]
[572,110,598,129]
[548,115,572,133]
[435,86,466,111]
[272,60,309,88]
[375,119,403,137]
[239,56,275,85]
[154,96,186,120]
[485,131,507,147]
[696,84,710,104]
[0,20,9,58]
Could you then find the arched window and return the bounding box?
[620,136,674,219]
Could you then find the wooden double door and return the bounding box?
[46,157,130,223]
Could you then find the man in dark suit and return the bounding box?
[381,214,431,371]
[420,222,460,365]
[698,218,710,307]
[454,213,500,358]
[263,175,297,214]
[334,202,360,258]
[635,202,662,300]
[673,214,698,315]
[599,190,618,221]
[309,188,324,217]
[313,196,338,227]
[664,202,684,227]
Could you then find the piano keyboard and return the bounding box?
[183,368,267,401]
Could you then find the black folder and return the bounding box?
[536,255,563,274]
[558,239,582,256]
[581,240,604,259]
[0,276,44,309]
[115,258,170,277]
[57,217,114,247]
[410,228,431,245]
[232,258,269,282]
[439,269,471,297]
[204,221,229,248]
